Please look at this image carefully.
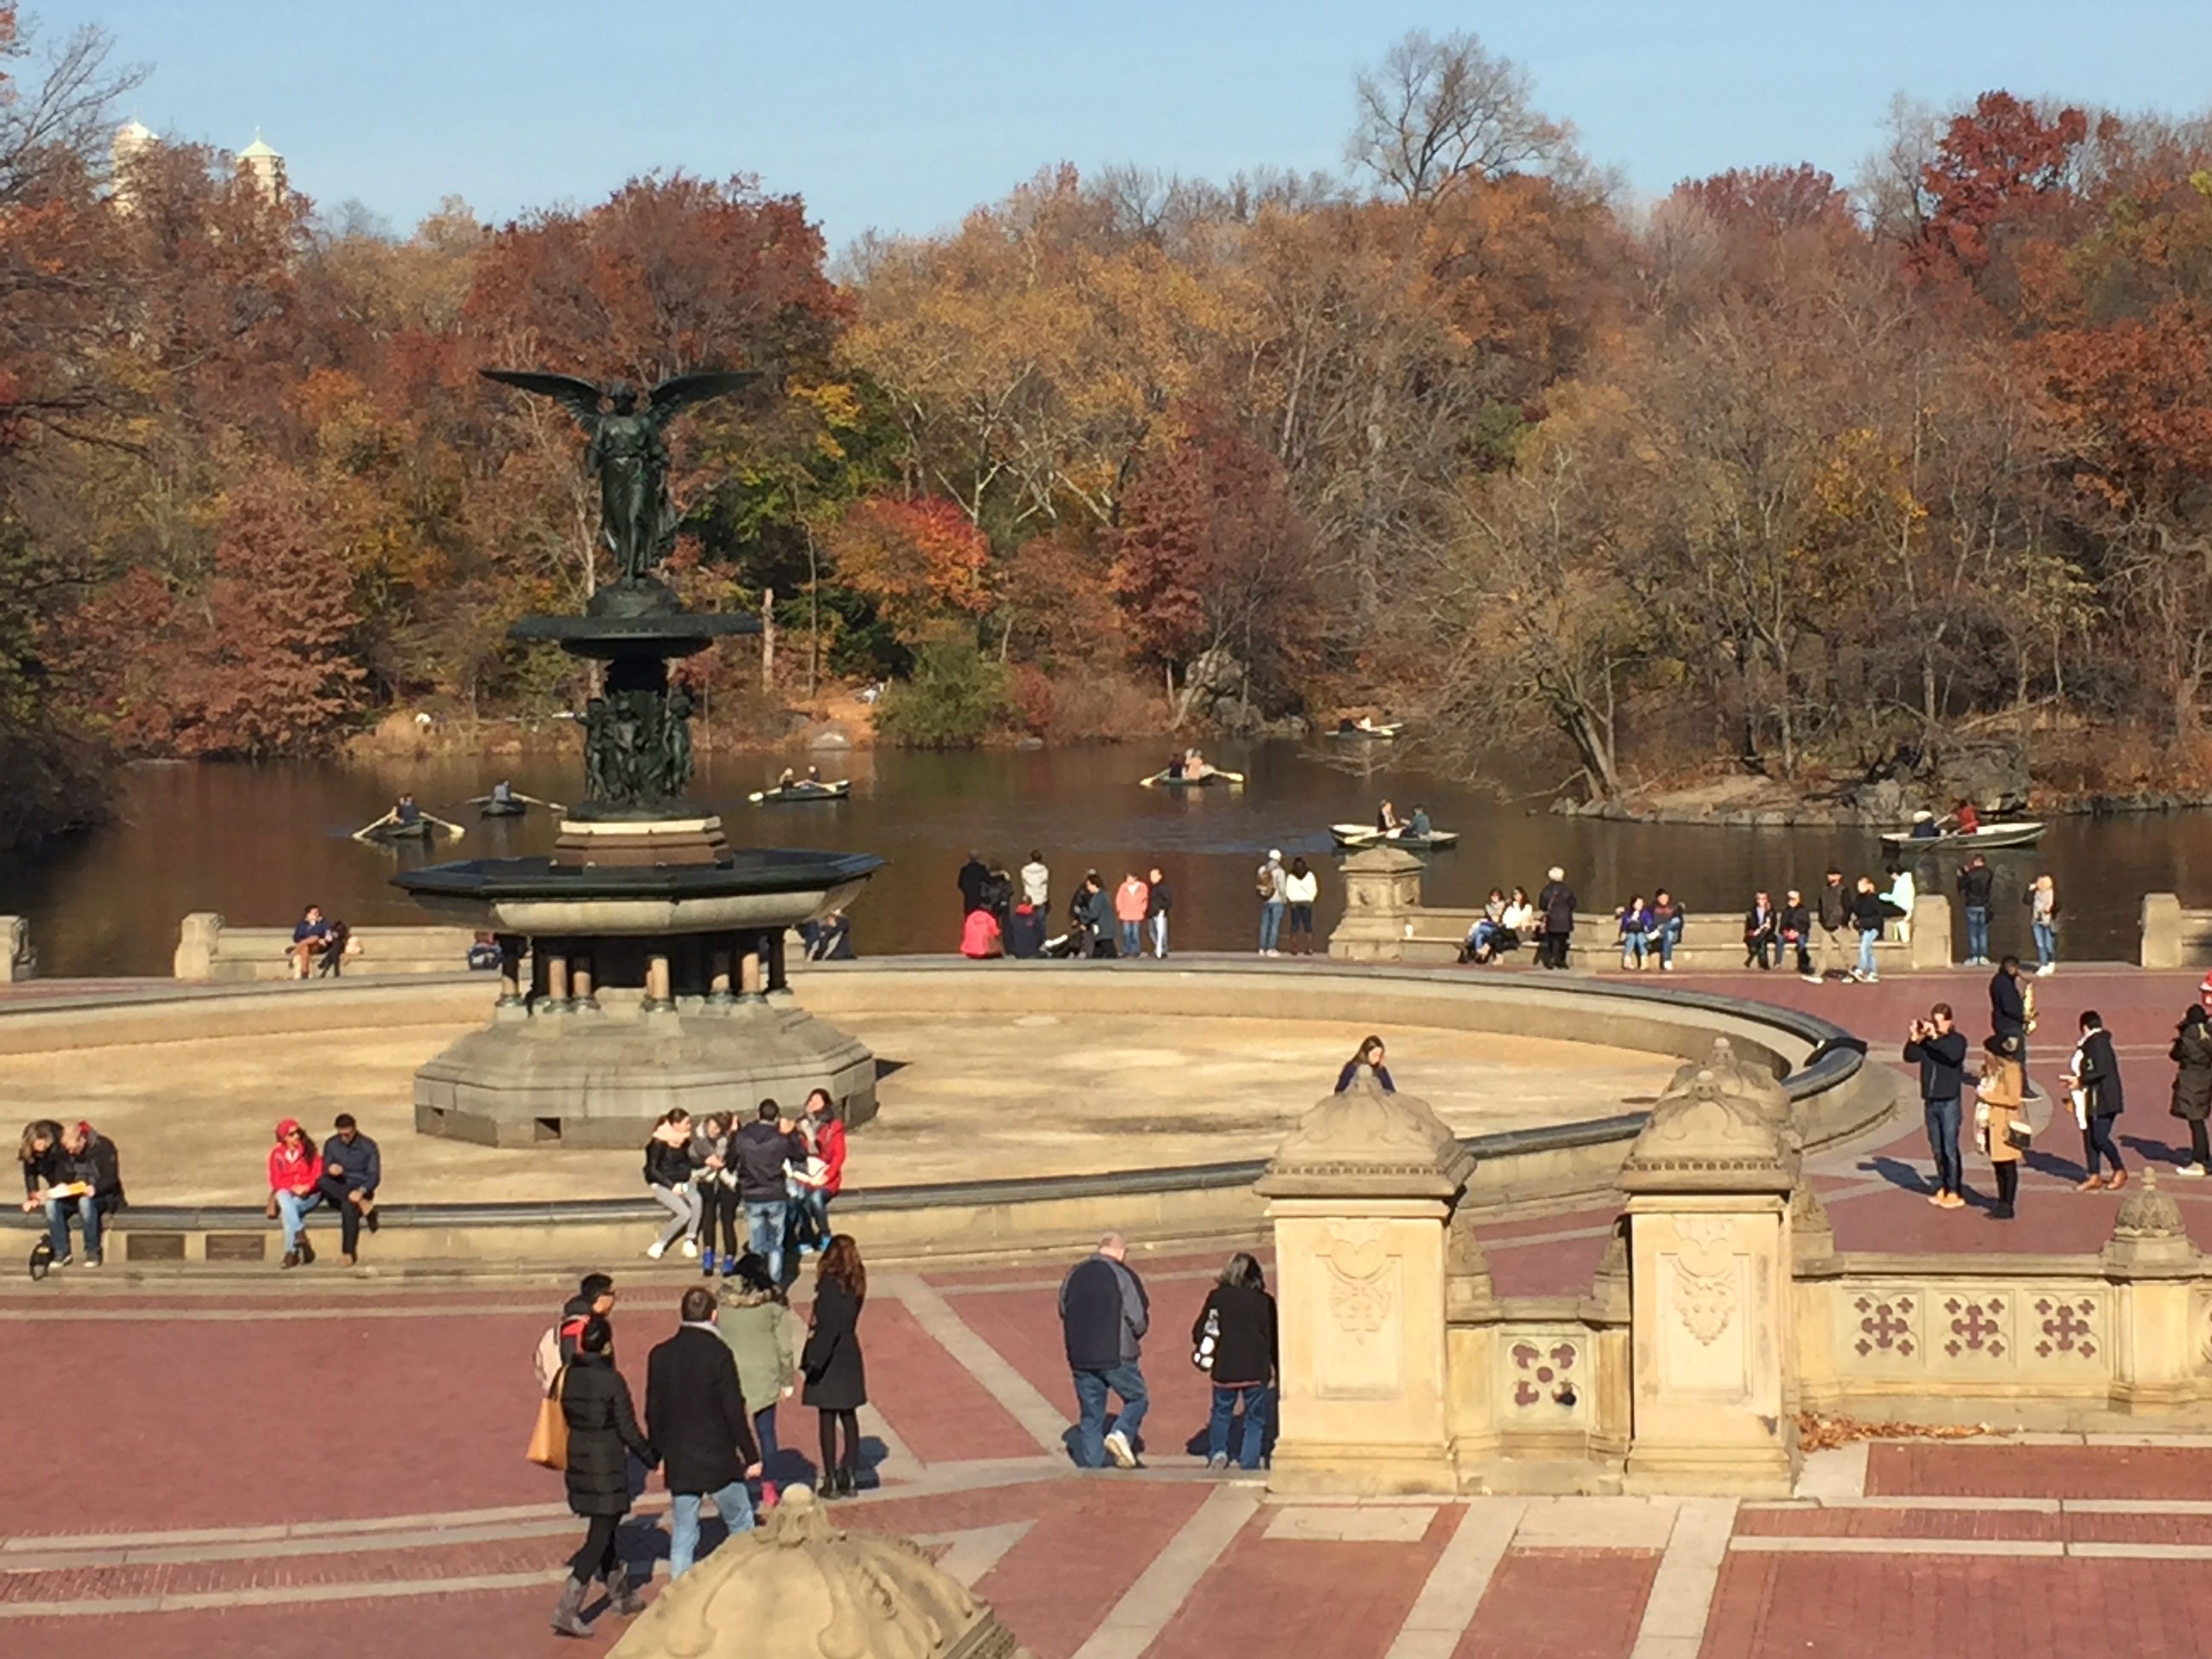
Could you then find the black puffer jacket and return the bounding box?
[2172,1021,2212,1122]
[558,1351,654,1518]
[642,1136,695,1189]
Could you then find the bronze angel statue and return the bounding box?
[480,369,756,584]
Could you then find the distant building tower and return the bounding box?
[108,117,157,211]
[237,129,285,203]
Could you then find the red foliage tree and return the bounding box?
[827,495,989,641]
[1913,91,2094,285]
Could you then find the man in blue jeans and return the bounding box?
[1256,852,1287,957]
[731,1101,806,1282]
[1059,1232,1149,1468]
[1957,855,1994,966]
[644,1286,762,1582]
[1904,1002,1970,1208]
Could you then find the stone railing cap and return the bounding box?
[1256,1076,1475,1199]
[1620,1054,1798,1195]
[1338,845,1427,875]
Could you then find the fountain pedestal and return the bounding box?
[392,584,882,1147]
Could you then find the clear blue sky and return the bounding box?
[58,0,2209,249]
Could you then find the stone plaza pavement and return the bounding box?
[9,963,2212,1658]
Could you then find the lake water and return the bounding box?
[4,740,2209,977]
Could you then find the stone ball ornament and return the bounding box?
[607,1485,1032,1659]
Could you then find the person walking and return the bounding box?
[1336,1036,1395,1092]
[645,1286,761,1580]
[1814,869,1849,981]
[1904,1003,1971,1208]
[2026,874,2059,975]
[266,1118,323,1269]
[1990,955,2031,1073]
[1283,857,1319,954]
[1113,871,1150,957]
[1957,855,1994,966]
[2172,1005,2212,1179]
[719,1254,804,1509]
[1536,867,1576,970]
[800,1235,869,1497]
[549,1316,657,1637]
[2065,1009,2127,1191]
[1020,850,1050,911]
[556,1273,617,1366]
[643,1110,701,1262]
[1059,1232,1149,1469]
[1848,876,1887,983]
[1974,1035,2028,1221]
[733,1102,808,1283]
[1191,1252,1278,1471]
[316,1114,380,1268]
[1145,867,1172,959]
[1256,851,1288,957]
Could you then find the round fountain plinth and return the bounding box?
[394,825,883,1146]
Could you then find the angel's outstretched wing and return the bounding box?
[478,369,607,428]
[647,371,758,424]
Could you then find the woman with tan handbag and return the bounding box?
[1973,1034,2028,1221]
[547,1317,656,1637]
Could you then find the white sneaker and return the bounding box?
[646,1240,667,1260]
[2179,1164,2207,1179]
[679,1237,700,1258]
[1103,1429,1136,1469]
[1801,973,1821,984]
[2036,964,2055,977]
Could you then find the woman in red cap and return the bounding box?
[265,1118,323,1268]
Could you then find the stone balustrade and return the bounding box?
[1328,847,1953,971]
[173,912,491,982]
[0,916,33,983]
[2139,893,2212,968]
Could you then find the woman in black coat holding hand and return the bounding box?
[2172,1004,2212,1178]
[802,1234,869,1497]
[551,1317,657,1638]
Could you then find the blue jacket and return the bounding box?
[319,1132,380,1193]
[1060,1253,1148,1370]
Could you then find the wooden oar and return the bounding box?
[511,792,565,811]
[421,811,466,840]
[350,809,398,843]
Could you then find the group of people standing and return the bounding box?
[1254,850,1320,956]
[640,1094,844,1284]
[956,850,1176,960]
[541,1236,871,1633]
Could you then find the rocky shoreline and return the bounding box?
[1551,788,2212,828]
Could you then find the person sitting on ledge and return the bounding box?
[290,904,332,980]
[266,1118,324,1269]
[317,1113,381,1268]
[20,1118,125,1269]
[960,904,1003,959]
[1335,1035,1395,1094]
[467,931,501,971]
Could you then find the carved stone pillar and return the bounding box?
[1619,1054,1801,1496]
[542,944,571,1013]
[570,950,598,1012]
[739,936,766,1003]
[495,935,525,1009]
[1324,846,1427,963]
[708,941,735,1006]
[1256,1078,1475,1495]
[1443,1202,1501,1479]
[643,951,674,1013]
[2102,1172,2205,1414]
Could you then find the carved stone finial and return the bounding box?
[608,1482,1031,1659]
[1619,1057,1797,1197]
[1257,1076,1475,1200]
[2102,1168,2202,1278]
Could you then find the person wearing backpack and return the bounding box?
[1190,1252,1277,1471]
[540,1273,617,1388]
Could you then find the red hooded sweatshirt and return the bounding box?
[811,1116,847,1197]
[268,1119,320,1195]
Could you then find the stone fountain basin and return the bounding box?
[394,848,880,935]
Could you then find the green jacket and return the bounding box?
[716,1286,801,1409]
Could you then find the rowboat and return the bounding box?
[1139,768,1245,788]
[1877,819,2046,853]
[477,798,528,819]
[749,779,852,804]
[1330,822,1460,851]
[359,817,439,842]
[1330,720,1405,740]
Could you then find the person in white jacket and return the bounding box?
[1883,866,1917,944]
[1282,857,1319,954]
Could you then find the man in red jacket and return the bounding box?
[794,1088,846,1257]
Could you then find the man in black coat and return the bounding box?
[1957,856,1996,966]
[646,1287,762,1580]
[957,852,990,916]
[2069,1009,2128,1191]
[316,1114,380,1267]
[1903,1002,1971,1208]
[1535,867,1576,970]
[1990,956,2030,1071]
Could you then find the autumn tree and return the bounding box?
[1347,29,1578,203]
[825,495,989,644]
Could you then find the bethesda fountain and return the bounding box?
[394,367,882,1148]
